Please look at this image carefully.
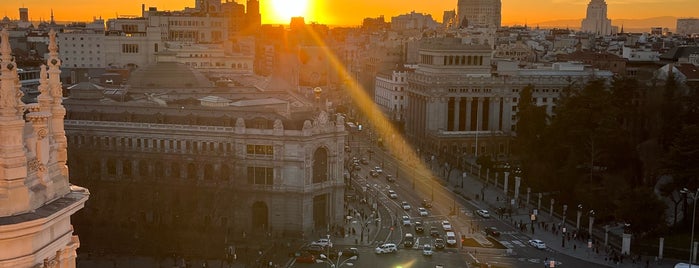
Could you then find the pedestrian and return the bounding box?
[573,244,576,251]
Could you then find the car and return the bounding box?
[421,199,433,208]
[387,190,398,199]
[418,207,429,216]
[386,174,396,182]
[529,239,547,249]
[360,158,368,164]
[484,227,501,237]
[441,220,452,231]
[543,259,563,267]
[476,209,491,218]
[414,222,424,233]
[402,215,411,226]
[311,238,333,248]
[445,232,457,247]
[374,167,383,174]
[422,244,433,256]
[294,252,316,263]
[374,243,398,254]
[434,238,446,249]
[429,226,440,237]
[401,201,411,210]
[301,244,325,255]
[370,170,380,177]
[403,233,415,247]
[353,164,361,171]
[327,247,359,260]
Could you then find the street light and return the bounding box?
[317,251,358,267]
[680,187,699,266]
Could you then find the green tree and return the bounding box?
[614,187,667,234]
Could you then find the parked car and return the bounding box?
[374,243,398,254]
[387,190,398,199]
[418,207,429,216]
[434,238,446,249]
[402,215,411,226]
[360,158,368,164]
[386,174,396,182]
[421,199,433,208]
[401,201,411,210]
[370,170,379,177]
[476,209,491,218]
[311,238,333,248]
[529,239,546,249]
[484,227,501,237]
[429,226,440,237]
[294,252,315,263]
[414,222,424,233]
[422,244,433,256]
[441,220,452,231]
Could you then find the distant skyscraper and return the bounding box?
[18,7,28,22]
[581,0,613,35]
[676,18,699,36]
[246,0,261,33]
[456,0,501,28]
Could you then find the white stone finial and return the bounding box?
[0,28,11,57]
[48,29,58,54]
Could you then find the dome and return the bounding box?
[127,61,212,89]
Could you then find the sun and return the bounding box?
[269,0,309,23]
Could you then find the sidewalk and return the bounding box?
[441,162,680,268]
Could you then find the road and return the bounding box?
[345,129,608,268]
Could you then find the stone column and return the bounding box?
[659,237,664,260]
[476,97,484,131]
[465,97,472,131]
[621,233,631,255]
[453,97,460,131]
[514,176,521,205]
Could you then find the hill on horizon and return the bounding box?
[527,16,678,32]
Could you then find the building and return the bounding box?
[0,29,89,268]
[375,68,410,122]
[18,8,28,22]
[456,0,501,29]
[404,38,612,163]
[390,11,439,32]
[676,18,699,37]
[63,57,347,257]
[581,0,613,36]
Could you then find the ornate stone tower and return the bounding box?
[0,28,89,268]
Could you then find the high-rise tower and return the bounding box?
[581,0,613,35]
[245,0,261,34]
[457,0,501,28]
[0,29,89,268]
[18,8,28,22]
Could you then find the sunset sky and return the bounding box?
[0,0,697,27]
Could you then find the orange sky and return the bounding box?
[0,0,696,27]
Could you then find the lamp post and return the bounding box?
[588,210,595,237]
[317,251,358,267]
[680,188,699,266]
[576,204,583,230]
[562,204,568,228]
[461,172,466,189]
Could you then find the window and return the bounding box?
[247,166,273,185]
[122,44,139,53]
[246,144,274,157]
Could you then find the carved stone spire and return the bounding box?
[0,28,24,117]
[38,65,51,108]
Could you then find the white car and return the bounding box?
[529,239,546,249]
[374,166,383,174]
[422,244,433,256]
[311,238,333,248]
[387,190,398,199]
[401,201,411,210]
[476,209,491,218]
[402,215,411,226]
[441,220,452,231]
[374,243,397,254]
[418,207,429,216]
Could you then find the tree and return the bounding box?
[614,187,666,234]
[659,71,682,150]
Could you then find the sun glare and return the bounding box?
[270,0,309,23]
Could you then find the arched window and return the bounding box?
[312,147,329,183]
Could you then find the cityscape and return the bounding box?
[0,0,698,268]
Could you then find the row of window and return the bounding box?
[122,44,139,53]
[443,55,485,66]
[71,135,278,159]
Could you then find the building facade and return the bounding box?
[581,0,613,36]
[676,18,699,37]
[63,63,346,256]
[0,29,89,268]
[456,0,502,29]
[404,38,612,163]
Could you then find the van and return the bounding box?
[403,233,415,247]
[446,231,457,247]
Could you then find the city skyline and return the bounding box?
[0,0,697,28]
